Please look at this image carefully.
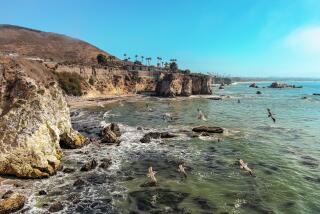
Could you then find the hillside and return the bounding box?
[0,24,111,63]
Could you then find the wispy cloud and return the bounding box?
[284,25,320,53]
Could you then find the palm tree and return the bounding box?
[123,53,127,60]
[135,54,138,62]
[141,56,144,64]
[146,57,150,66]
[128,57,131,61]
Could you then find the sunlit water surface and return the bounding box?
[4,82,320,214]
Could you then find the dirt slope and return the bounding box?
[0,24,111,63]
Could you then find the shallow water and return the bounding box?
[3,81,320,213]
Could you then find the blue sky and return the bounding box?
[2,0,320,77]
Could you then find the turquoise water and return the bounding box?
[17,81,320,213]
[101,82,320,213]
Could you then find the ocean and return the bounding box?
[23,81,320,213]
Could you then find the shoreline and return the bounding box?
[67,94,225,109]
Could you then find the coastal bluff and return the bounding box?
[0,57,86,178]
[156,73,212,97]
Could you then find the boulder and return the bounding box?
[38,190,47,195]
[73,178,86,187]
[0,191,26,214]
[99,158,112,169]
[0,59,85,178]
[140,132,177,143]
[313,93,320,96]
[110,123,121,137]
[192,126,224,133]
[48,202,63,212]
[256,91,262,94]
[100,123,121,144]
[80,159,98,171]
[59,130,87,149]
[249,83,258,88]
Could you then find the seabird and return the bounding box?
[178,164,187,178]
[197,108,207,121]
[147,167,157,184]
[239,159,253,176]
[267,108,276,123]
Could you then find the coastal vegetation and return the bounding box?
[55,71,83,96]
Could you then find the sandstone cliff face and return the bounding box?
[156,73,212,97]
[53,64,156,97]
[0,58,86,178]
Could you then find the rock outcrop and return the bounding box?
[249,83,258,88]
[0,191,26,214]
[80,159,98,172]
[0,58,86,178]
[269,82,302,88]
[140,132,177,143]
[100,123,121,144]
[192,126,224,133]
[156,73,212,97]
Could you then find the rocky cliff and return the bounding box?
[0,57,86,178]
[51,63,156,97]
[156,73,212,97]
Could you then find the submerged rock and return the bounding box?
[48,202,64,212]
[193,197,216,211]
[0,191,26,214]
[192,126,224,134]
[73,178,86,187]
[100,123,121,144]
[256,91,262,94]
[128,189,189,212]
[80,159,98,171]
[62,168,76,173]
[99,158,112,169]
[0,59,86,178]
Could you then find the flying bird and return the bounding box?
[239,159,253,176]
[267,108,276,123]
[147,167,157,184]
[178,164,187,178]
[197,108,207,121]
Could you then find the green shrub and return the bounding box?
[97,54,107,64]
[55,72,83,96]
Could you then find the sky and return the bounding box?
[1,0,320,77]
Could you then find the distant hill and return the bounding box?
[0,24,112,63]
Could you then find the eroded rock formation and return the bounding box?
[0,58,86,178]
[269,82,302,88]
[156,73,212,97]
